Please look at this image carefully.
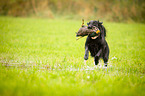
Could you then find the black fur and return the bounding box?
[84,20,109,67]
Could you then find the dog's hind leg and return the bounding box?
[94,49,102,68]
[94,59,102,68]
[103,54,109,69]
[103,45,109,68]
[94,56,99,66]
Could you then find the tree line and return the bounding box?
[0,0,144,22]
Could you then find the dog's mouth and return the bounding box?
[91,36,99,39]
[89,26,100,39]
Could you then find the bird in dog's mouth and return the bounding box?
[76,25,100,40]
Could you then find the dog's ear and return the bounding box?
[97,20,102,25]
[99,22,103,24]
[97,20,102,24]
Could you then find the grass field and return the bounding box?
[0,16,145,96]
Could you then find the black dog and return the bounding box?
[84,20,109,68]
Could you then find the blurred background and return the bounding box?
[0,0,145,22]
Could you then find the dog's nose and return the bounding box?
[88,25,92,29]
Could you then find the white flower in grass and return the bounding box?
[111,56,117,60]
[87,76,90,79]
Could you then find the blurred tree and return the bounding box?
[31,0,38,14]
[0,0,144,22]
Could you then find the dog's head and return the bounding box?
[86,20,102,38]
[87,20,103,29]
[87,20,106,39]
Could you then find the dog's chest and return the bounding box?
[88,42,100,50]
[88,39,101,48]
[87,39,102,56]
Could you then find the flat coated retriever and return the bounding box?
[84,20,109,68]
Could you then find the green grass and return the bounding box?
[0,16,145,96]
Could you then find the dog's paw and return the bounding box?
[103,63,107,69]
[84,55,88,60]
[94,64,101,69]
[98,64,102,68]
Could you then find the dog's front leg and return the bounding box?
[94,49,102,65]
[84,46,89,65]
[95,49,102,58]
[84,46,89,60]
[94,49,102,68]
